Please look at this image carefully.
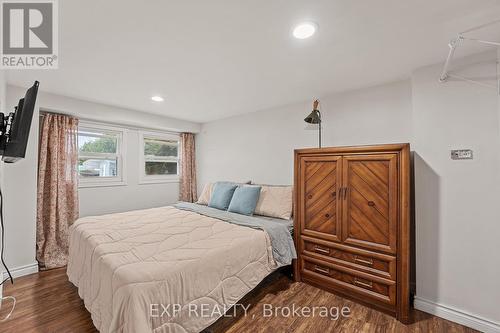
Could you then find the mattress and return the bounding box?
[67,206,279,333]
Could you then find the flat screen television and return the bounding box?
[2,81,39,163]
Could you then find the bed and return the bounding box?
[67,202,295,333]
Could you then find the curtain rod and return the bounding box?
[40,110,71,117]
[39,109,185,135]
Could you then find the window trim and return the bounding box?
[139,131,180,185]
[78,122,127,188]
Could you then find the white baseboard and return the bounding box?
[3,262,39,279]
[414,297,500,333]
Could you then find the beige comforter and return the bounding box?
[67,206,277,333]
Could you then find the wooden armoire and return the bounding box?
[293,143,411,323]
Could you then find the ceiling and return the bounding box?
[6,0,500,123]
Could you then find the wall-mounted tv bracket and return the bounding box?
[439,19,500,93]
[0,109,16,154]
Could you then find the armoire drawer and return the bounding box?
[301,236,396,280]
[301,256,396,306]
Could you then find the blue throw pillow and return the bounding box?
[228,186,262,216]
[208,182,238,210]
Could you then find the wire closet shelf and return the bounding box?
[439,19,500,92]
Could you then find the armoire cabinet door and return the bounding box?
[341,154,398,254]
[299,155,342,242]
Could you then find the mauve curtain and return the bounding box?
[179,132,197,202]
[36,113,79,270]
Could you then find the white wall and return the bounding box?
[2,85,200,276]
[197,51,500,331]
[412,50,500,330]
[197,80,412,191]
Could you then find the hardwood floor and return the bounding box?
[0,268,477,333]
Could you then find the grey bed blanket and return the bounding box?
[174,202,297,267]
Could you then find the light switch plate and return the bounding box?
[451,149,473,160]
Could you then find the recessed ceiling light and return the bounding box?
[293,22,317,39]
[151,96,164,102]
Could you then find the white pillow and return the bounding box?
[196,183,214,205]
[254,185,293,220]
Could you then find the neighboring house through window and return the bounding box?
[77,123,125,187]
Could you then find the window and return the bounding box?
[140,132,179,183]
[78,124,125,187]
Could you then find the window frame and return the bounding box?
[77,122,127,188]
[139,131,180,184]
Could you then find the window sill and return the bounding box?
[79,181,127,189]
[139,178,180,185]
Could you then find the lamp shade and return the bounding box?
[304,109,321,124]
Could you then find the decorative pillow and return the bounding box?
[228,186,262,216]
[198,181,251,205]
[208,182,238,210]
[196,183,213,205]
[254,185,293,220]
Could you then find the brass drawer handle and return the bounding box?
[314,245,330,255]
[354,278,373,289]
[314,265,330,275]
[354,256,374,266]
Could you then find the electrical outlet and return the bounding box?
[451,149,473,160]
